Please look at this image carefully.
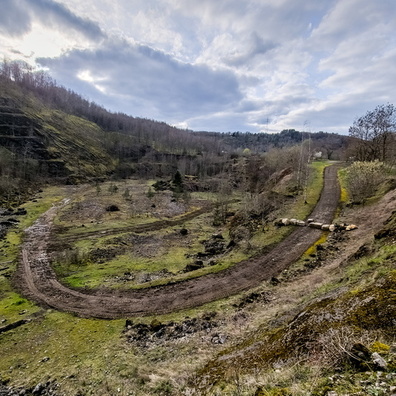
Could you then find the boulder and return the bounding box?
[211,333,227,344]
[184,261,204,272]
[372,352,387,370]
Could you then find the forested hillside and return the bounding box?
[0,61,353,206]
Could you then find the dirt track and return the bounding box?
[59,201,217,243]
[16,165,342,318]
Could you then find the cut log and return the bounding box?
[308,222,323,229]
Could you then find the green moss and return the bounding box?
[370,341,391,354]
[346,272,396,331]
[0,289,40,322]
[338,167,349,204]
[302,232,328,257]
[196,266,396,392]
[0,311,127,392]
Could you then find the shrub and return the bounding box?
[345,161,386,203]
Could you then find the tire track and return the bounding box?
[59,202,219,243]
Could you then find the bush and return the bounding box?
[345,161,386,203]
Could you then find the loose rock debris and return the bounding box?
[123,312,223,347]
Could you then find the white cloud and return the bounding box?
[37,36,242,122]
[0,0,396,133]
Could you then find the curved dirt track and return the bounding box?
[16,166,340,318]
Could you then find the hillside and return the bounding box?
[193,185,396,395]
[0,78,116,180]
[0,62,395,396]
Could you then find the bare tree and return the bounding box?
[349,104,396,162]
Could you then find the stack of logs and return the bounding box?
[275,218,358,232]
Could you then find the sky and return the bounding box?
[1,0,396,134]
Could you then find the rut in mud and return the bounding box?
[16,165,343,318]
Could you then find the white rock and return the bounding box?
[372,352,387,369]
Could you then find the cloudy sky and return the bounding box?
[1,0,396,134]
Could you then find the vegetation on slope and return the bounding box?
[189,172,396,396]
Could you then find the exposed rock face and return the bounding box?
[0,93,116,180]
[0,99,69,177]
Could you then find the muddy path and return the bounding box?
[16,165,342,318]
